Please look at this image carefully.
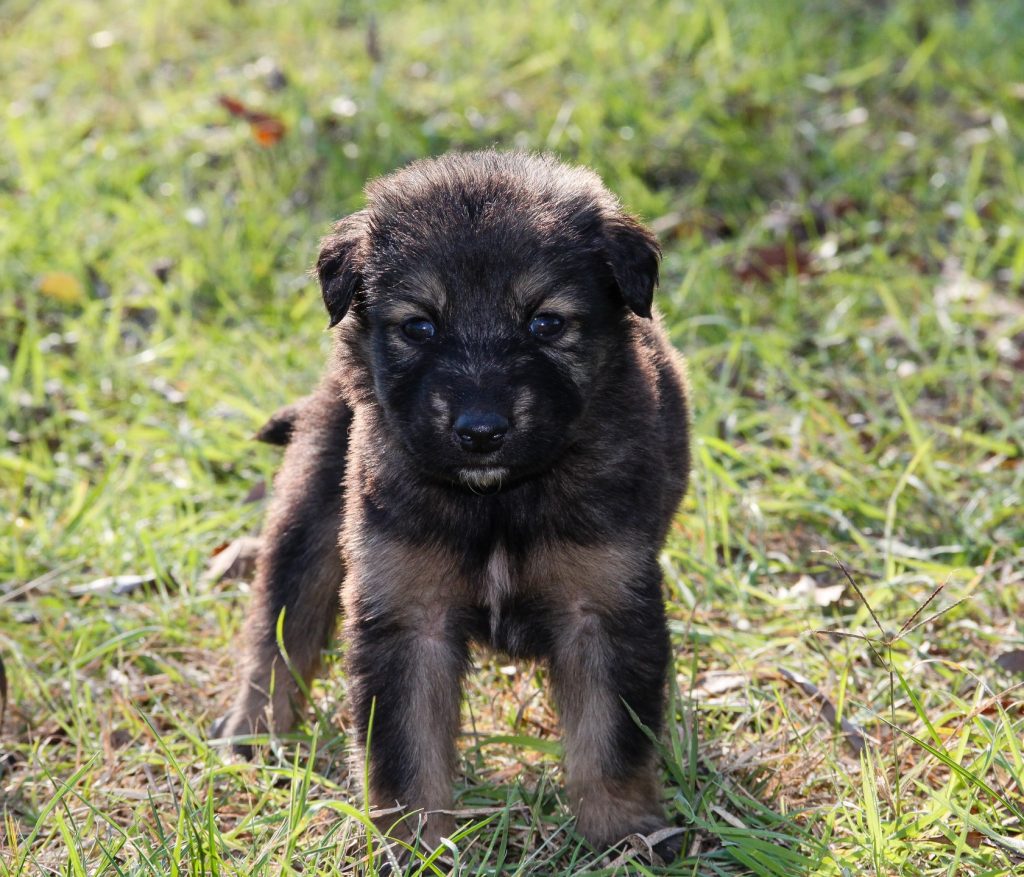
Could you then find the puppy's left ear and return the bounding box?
[602,212,661,319]
[316,211,369,328]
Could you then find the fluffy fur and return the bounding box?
[214,151,691,861]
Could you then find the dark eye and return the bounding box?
[528,313,565,340]
[401,318,436,343]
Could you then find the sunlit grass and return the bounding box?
[2,0,1023,874]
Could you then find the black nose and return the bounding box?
[453,412,509,453]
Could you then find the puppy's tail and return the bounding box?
[254,398,308,446]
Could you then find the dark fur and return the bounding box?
[215,151,691,860]
[252,399,307,446]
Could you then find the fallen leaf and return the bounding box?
[926,830,985,849]
[607,826,686,868]
[732,243,816,283]
[218,95,286,146]
[201,536,261,584]
[692,671,748,698]
[996,649,1024,674]
[777,667,867,754]
[813,584,846,607]
[781,574,845,607]
[250,117,286,146]
[217,94,249,118]
[709,805,747,830]
[38,272,85,304]
[694,666,867,755]
[70,574,158,597]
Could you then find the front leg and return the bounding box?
[547,559,676,857]
[345,541,470,849]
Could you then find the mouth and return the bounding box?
[457,466,510,492]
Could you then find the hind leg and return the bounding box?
[214,386,351,754]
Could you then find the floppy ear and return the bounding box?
[316,211,368,328]
[602,211,661,319]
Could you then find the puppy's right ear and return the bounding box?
[316,211,368,328]
[601,211,661,320]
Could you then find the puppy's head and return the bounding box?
[317,151,660,491]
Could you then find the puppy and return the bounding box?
[215,151,690,860]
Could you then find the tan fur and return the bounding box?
[537,541,667,845]
[343,533,464,612]
[529,287,587,317]
[571,772,664,847]
[511,386,536,430]
[379,269,448,322]
[526,541,642,611]
[344,534,467,845]
[509,266,558,308]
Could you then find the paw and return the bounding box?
[581,812,685,865]
[647,824,685,863]
[617,817,684,864]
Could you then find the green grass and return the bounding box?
[2,0,1023,874]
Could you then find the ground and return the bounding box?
[1,0,1023,874]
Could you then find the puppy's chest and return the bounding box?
[474,545,557,660]
[482,545,516,606]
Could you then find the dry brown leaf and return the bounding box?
[692,671,748,698]
[709,805,748,830]
[607,826,685,868]
[250,117,287,146]
[924,830,985,849]
[218,95,286,147]
[201,537,261,584]
[733,243,816,283]
[777,667,867,754]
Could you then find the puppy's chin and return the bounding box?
[456,466,510,493]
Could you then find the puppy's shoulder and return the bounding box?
[629,311,691,484]
[626,312,688,405]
